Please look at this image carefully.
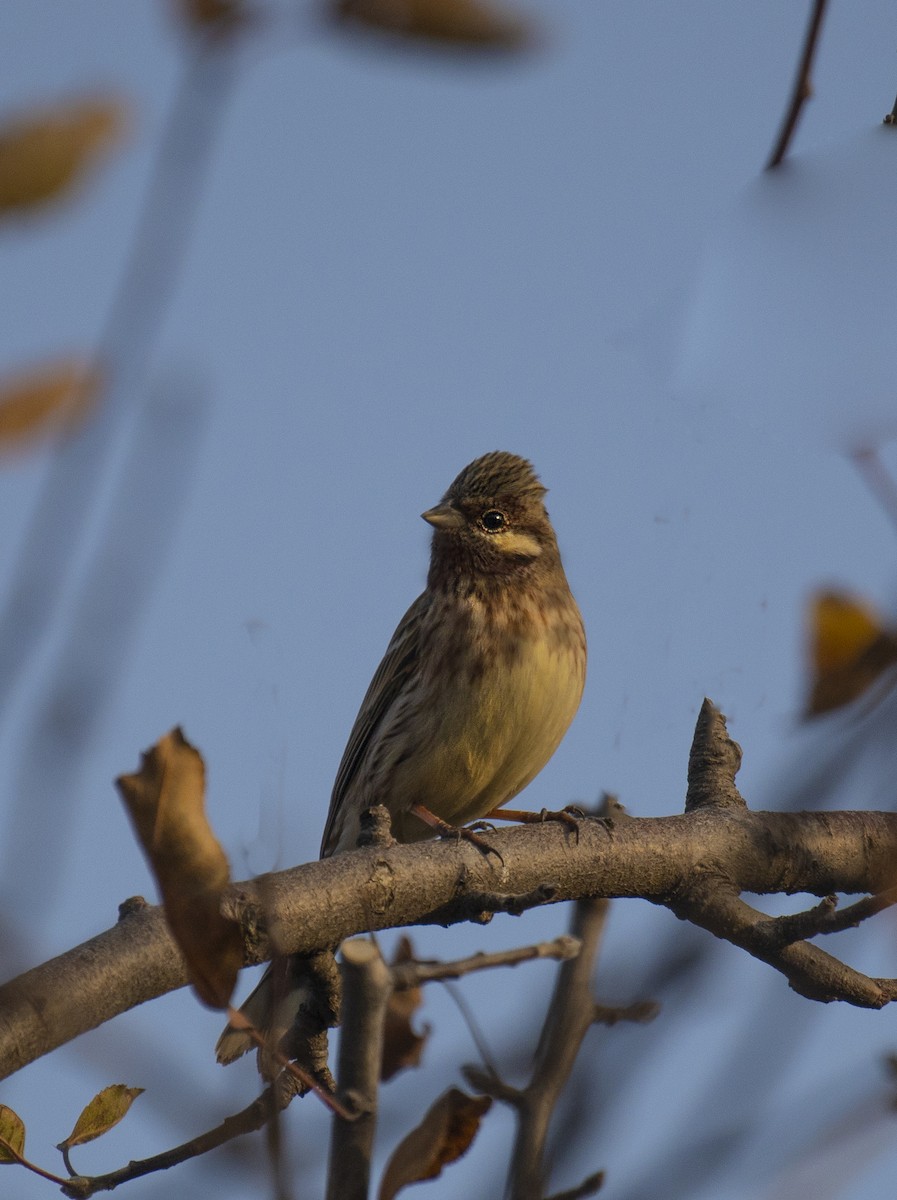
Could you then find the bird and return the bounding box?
[216,451,586,1065]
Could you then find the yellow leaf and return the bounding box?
[332,0,532,48]
[0,96,128,216]
[0,359,101,455]
[378,1088,491,1200]
[57,1086,144,1151]
[0,1105,25,1164]
[117,729,243,1008]
[805,590,897,716]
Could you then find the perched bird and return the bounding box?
[217,451,586,1064]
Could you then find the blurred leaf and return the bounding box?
[0,97,127,216]
[57,1085,144,1153]
[382,935,430,1081]
[175,0,252,36]
[116,728,243,1008]
[0,1105,25,1163]
[378,1087,491,1200]
[332,0,532,48]
[0,359,101,455]
[805,590,897,716]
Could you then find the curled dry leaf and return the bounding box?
[116,728,243,1009]
[332,0,532,48]
[0,359,101,456]
[805,590,897,716]
[378,1087,492,1200]
[0,1105,25,1163]
[0,96,128,216]
[382,935,430,1081]
[57,1085,144,1153]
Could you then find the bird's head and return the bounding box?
[423,451,558,581]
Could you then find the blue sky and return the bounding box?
[2,3,897,1197]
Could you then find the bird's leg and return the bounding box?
[410,803,503,861]
[481,805,586,839]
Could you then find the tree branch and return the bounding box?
[4,801,897,1079]
[325,939,391,1200]
[61,1087,289,1198]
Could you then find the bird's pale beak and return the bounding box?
[421,503,464,530]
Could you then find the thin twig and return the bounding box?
[853,447,897,539]
[391,936,580,989]
[545,1171,606,1200]
[224,1007,352,1119]
[0,1136,69,1186]
[60,1089,288,1199]
[442,981,501,1078]
[766,0,829,169]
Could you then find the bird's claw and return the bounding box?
[538,805,585,842]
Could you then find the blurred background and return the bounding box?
[2,1,897,1196]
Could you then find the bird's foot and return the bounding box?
[410,803,504,864]
[482,804,586,842]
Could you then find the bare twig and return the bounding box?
[592,1000,659,1026]
[852,447,897,538]
[504,897,610,1200]
[545,1170,606,1200]
[391,936,580,989]
[223,1007,352,1119]
[325,939,392,1200]
[668,878,897,1005]
[766,0,829,169]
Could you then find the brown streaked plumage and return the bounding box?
[217,451,586,1065]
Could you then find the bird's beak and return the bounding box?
[421,503,464,530]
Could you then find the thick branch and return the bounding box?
[3,807,897,1078]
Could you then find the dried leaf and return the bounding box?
[0,1105,25,1163]
[0,97,127,216]
[117,728,243,1008]
[57,1085,144,1151]
[805,590,897,716]
[0,359,101,455]
[175,0,252,35]
[378,1087,491,1200]
[382,935,429,1081]
[332,0,532,48]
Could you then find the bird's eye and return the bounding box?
[480,509,507,533]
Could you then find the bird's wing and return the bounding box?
[320,590,431,857]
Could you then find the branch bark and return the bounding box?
[3,803,897,1079]
[325,939,392,1200]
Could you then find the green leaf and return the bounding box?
[0,1104,26,1163]
[58,1085,144,1151]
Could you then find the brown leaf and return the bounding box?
[57,1085,144,1152]
[174,0,253,35]
[805,590,897,716]
[117,728,243,1008]
[378,1087,492,1200]
[0,97,128,216]
[332,0,532,48]
[0,1105,25,1164]
[0,359,101,455]
[382,935,429,1081]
